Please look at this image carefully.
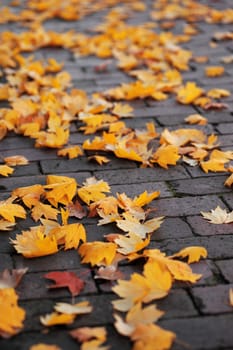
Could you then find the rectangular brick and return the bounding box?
[216,259,233,283]
[216,122,233,134]
[94,166,190,185]
[152,235,233,259]
[0,253,13,270]
[154,195,224,217]
[16,269,97,301]
[40,156,136,174]
[187,215,233,236]
[222,193,233,210]
[218,134,233,147]
[153,217,194,241]
[191,284,233,314]
[0,136,35,151]
[160,314,233,349]
[169,176,230,196]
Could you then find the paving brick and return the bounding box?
[216,122,233,134]
[14,250,81,273]
[215,259,233,283]
[94,165,190,185]
[154,235,233,259]
[218,134,233,147]
[222,193,233,210]
[187,215,233,236]
[111,181,172,198]
[0,136,35,151]
[153,217,194,241]
[40,156,136,174]
[184,164,227,178]
[0,253,13,270]
[10,163,41,177]
[195,109,233,124]
[154,195,224,217]
[157,289,198,318]
[170,176,230,196]
[16,269,97,300]
[160,314,233,350]
[191,284,233,314]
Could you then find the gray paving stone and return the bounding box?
[217,123,233,134]
[154,235,233,259]
[187,215,233,236]
[191,284,233,314]
[215,259,233,283]
[170,176,230,196]
[160,314,233,350]
[0,254,13,270]
[94,165,190,185]
[111,181,172,198]
[154,195,225,217]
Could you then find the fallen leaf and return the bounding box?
[95,265,124,281]
[69,326,107,342]
[40,312,75,326]
[229,288,233,307]
[31,202,59,222]
[57,145,83,159]
[0,200,26,223]
[0,268,28,289]
[78,241,117,266]
[170,246,208,263]
[44,271,85,297]
[0,165,14,177]
[3,155,29,166]
[88,155,110,165]
[78,177,110,205]
[29,344,61,350]
[0,288,25,338]
[201,206,233,224]
[54,301,92,315]
[185,114,207,125]
[205,66,225,77]
[67,200,87,219]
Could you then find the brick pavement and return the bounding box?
[0,1,233,349]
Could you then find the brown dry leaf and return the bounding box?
[170,246,208,263]
[67,200,87,219]
[78,241,117,266]
[185,114,207,125]
[0,268,28,289]
[95,265,124,281]
[0,165,14,177]
[0,288,25,338]
[205,66,225,77]
[203,101,228,110]
[3,155,29,166]
[201,206,233,224]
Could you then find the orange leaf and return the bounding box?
[176,82,203,104]
[0,165,14,177]
[79,241,117,267]
[205,66,225,77]
[30,344,61,350]
[0,288,25,338]
[3,155,29,166]
[0,201,26,223]
[31,202,59,222]
[170,246,207,263]
[57,145,83,159]
[152,144,180,169]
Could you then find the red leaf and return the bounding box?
[44,271,85,297]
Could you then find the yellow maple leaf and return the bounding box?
[131,323,175,350]
[114,147,144,163]
[0,201,26,223]
[12,184,44,208]
[112,103,134,117]
[78,241,117,266]
[170,246,208,263]
[31,202,59,222]
[201,206,233,224]
[11,227,58,258]
[49,223,86,250]
[44,175,77,207]
[57,145,83,159]
[185,114,208,125]
[78,177,110,205]
[200,149,233,173]
[0,288,25,337]
[176,82,203,104]
[116,212,164,239]
[0,165,14,177]
[115,232,150,255]
[152,144,180,169]
[0,220,16,231]
[205,66,225,77]
[4,155,29,166]
[40,312,75,326]
[88,155,110,165]
[114,303,164,337]
[207,88,230,98]
[132,190,160,207]
[225,173,233,187]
